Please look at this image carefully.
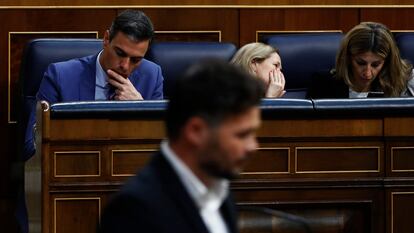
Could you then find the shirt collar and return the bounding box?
[349,88,369,98]
[95,50,109,88]
[161,140,229,210]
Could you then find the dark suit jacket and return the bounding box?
[24,54,163,160]
[98,152,238,233]
[307,70,349,99]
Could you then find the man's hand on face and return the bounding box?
[107,69,144,100]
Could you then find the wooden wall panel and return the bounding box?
[112,149,154,176]
[54,151,101,177]
[389,192,414,233]
[242,147,290,175]
[2,0,414,6]
[361,8,414,30]
[239,8,359,45]
[296,147,380,174]
[141,8,239,45]
[53,197,100,233]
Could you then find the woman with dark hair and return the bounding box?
[308,22,414,98]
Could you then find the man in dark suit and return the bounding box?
[98,60,265,233]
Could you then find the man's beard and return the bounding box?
[198,137,247,180]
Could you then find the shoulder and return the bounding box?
[50,54,95,69]
[137,58,162,72]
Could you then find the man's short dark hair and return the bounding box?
[109,10,154,42]
[166,60,265,140]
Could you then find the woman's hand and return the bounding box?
[266,69,286,98]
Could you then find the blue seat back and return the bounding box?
[395,33,414,65]
[146,42,237,97]
[18,38,102,158]
[263,33,343,98]
[20,38,102,98]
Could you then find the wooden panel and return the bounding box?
[142,8,239,46]
[385,117,414,136]
[112,149,154,176]
[54,151,100,177]
[259,119,383,138]
[242,147,290,176]
[391,147,414,173]
[361,8,414,30]
[50,119,165,140]
[239,8,358,45]
[391,192,414,233]
[155,31,221,42]
[296,147,380,173]
[53,197,100,233]
[2,0,414,6]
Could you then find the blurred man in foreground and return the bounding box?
[98,60,264,233]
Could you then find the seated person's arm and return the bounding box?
[24,63,61,160]
[151,65,164,100]
[37,63,62,104]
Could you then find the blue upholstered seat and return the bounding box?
[146,42,237,97]
[20,38,102,158]
[263,33,343,98]
[19,38,103,148]
[395,33,414,65]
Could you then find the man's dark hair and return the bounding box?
[166,60,265,140]
[109,10,154,42]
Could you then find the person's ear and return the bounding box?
[103,30,110,47]
[183,117,209,147]
[250,59,258,74]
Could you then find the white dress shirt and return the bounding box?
[161,140,230,233]
[95,51,111,100]
[349,88,369,98]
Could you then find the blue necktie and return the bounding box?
[108,85,115,100]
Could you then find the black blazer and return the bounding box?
[307,70,349,99]
[98,152,238,233]
[307,70,387,99]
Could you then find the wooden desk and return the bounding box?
[27,99,414,233]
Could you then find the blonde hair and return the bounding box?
[231,42,279,77]
[335,22,412,97]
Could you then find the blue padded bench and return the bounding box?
[313,98,414,117]
[48,98,315,119]
[49,100,168,118]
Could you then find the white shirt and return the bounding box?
[161,140,230,233]
[349,88,369,98]
[95,51,111,100]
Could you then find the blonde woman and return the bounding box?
[231,42,285,98]
[309,22,414,98]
